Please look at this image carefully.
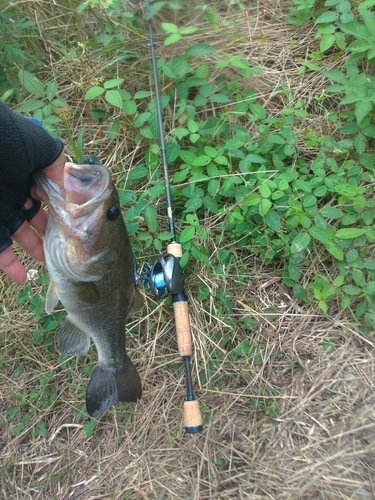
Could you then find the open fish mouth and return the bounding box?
[34,162,112,220]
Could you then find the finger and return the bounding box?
[44,152,66,188]
[12,220,45,262]
[27,204,48,235]
[0,246,27,284]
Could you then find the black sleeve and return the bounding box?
[0,102,64,251]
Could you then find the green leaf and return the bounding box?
[170,127,189,137]
[340,20,370,39]
[291,233,311,253]
[335,228,367,239]
[320,34,336,52]
[309,226,329,244]
[146,1,166,19]
[134,91,151,99]
[326,241,344,261]
[105,90,123,108]
[208,179,220,197]
[103,78,125,89]
[315,11,339,23]
[264,210,281,231]
[143,205,158,233]
[354,100,373,124]
[172,55,191,76]
[185,197,202,211]
[192,155,211,166]
[164,33,181,45]
[84,86,104,100]
[46,81,58,102]
[209,94,231,103]
[180,225,195,242]
[161,22,178,33]
[320,207,344,219]
[342,285,362,295]
[322,69,347,84]
[19,70,45,98]
[242,193,260,206]
[180,26,198,35]
[185,43,216,57]
[123,100,137,115]
[259,198,272,216]
[128,165,148,181]
[18,100,44,112]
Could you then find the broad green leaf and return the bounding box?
[322,69,347,84]
[185,43,216,57]
[105,90,123,108]
[326,241,344,261]
[170,128,189,137]
[179,150,197,164]
[209,94,231,103]
[291,233,311,253]
[134,91,151,99]
[320,206,344,219]
[320,34,336,52]
[264,210,281,231]
[242,193,260,206]
[204,146,217,158]
[309,226,329,244]
[259,198,272,216]
[354,100,372,124]
[143,205,158,233]
[180,26,198,35]
[164,33,181,45]
[188,120,199,133]
[128,165,148,181]
[46,81,58,102]
[192,155,211,166]
[165,142,180,163]
[103,78,124,89]
[184,197,203,211]
[335,228,367,239]
[123,100,137,115]
[245,154,266,163]
[84,86,105,100]
[340,20,370,39]
[342,285,362,295]
[172,55,191,76]
[18,100,44,112]
[315,11,339,23]
[208,179,220,197]
[146,1,166,19]
[19,70,45,98]
[161,22,178,33]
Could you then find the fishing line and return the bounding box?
[146,0,203,434]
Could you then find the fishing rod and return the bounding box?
[146,0,203,434]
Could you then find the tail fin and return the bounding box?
[85,354,142,417]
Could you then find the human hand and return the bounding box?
[0,152,65,284]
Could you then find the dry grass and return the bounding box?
[1,1,375,499]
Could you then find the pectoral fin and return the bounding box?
[74,282,100,304]
[58,317,91,356]
[45,280,59,314]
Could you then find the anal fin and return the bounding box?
[58,317,91,356]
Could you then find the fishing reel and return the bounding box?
[149,252,185,298]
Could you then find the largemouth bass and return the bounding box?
[34,162,143,417]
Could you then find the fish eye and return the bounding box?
[107,205,121,221]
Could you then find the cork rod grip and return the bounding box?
[173,301,192,357]
[184,400,203,429]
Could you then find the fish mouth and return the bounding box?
[35,162,112,219]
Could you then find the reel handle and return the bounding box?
[167,243,203,434]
